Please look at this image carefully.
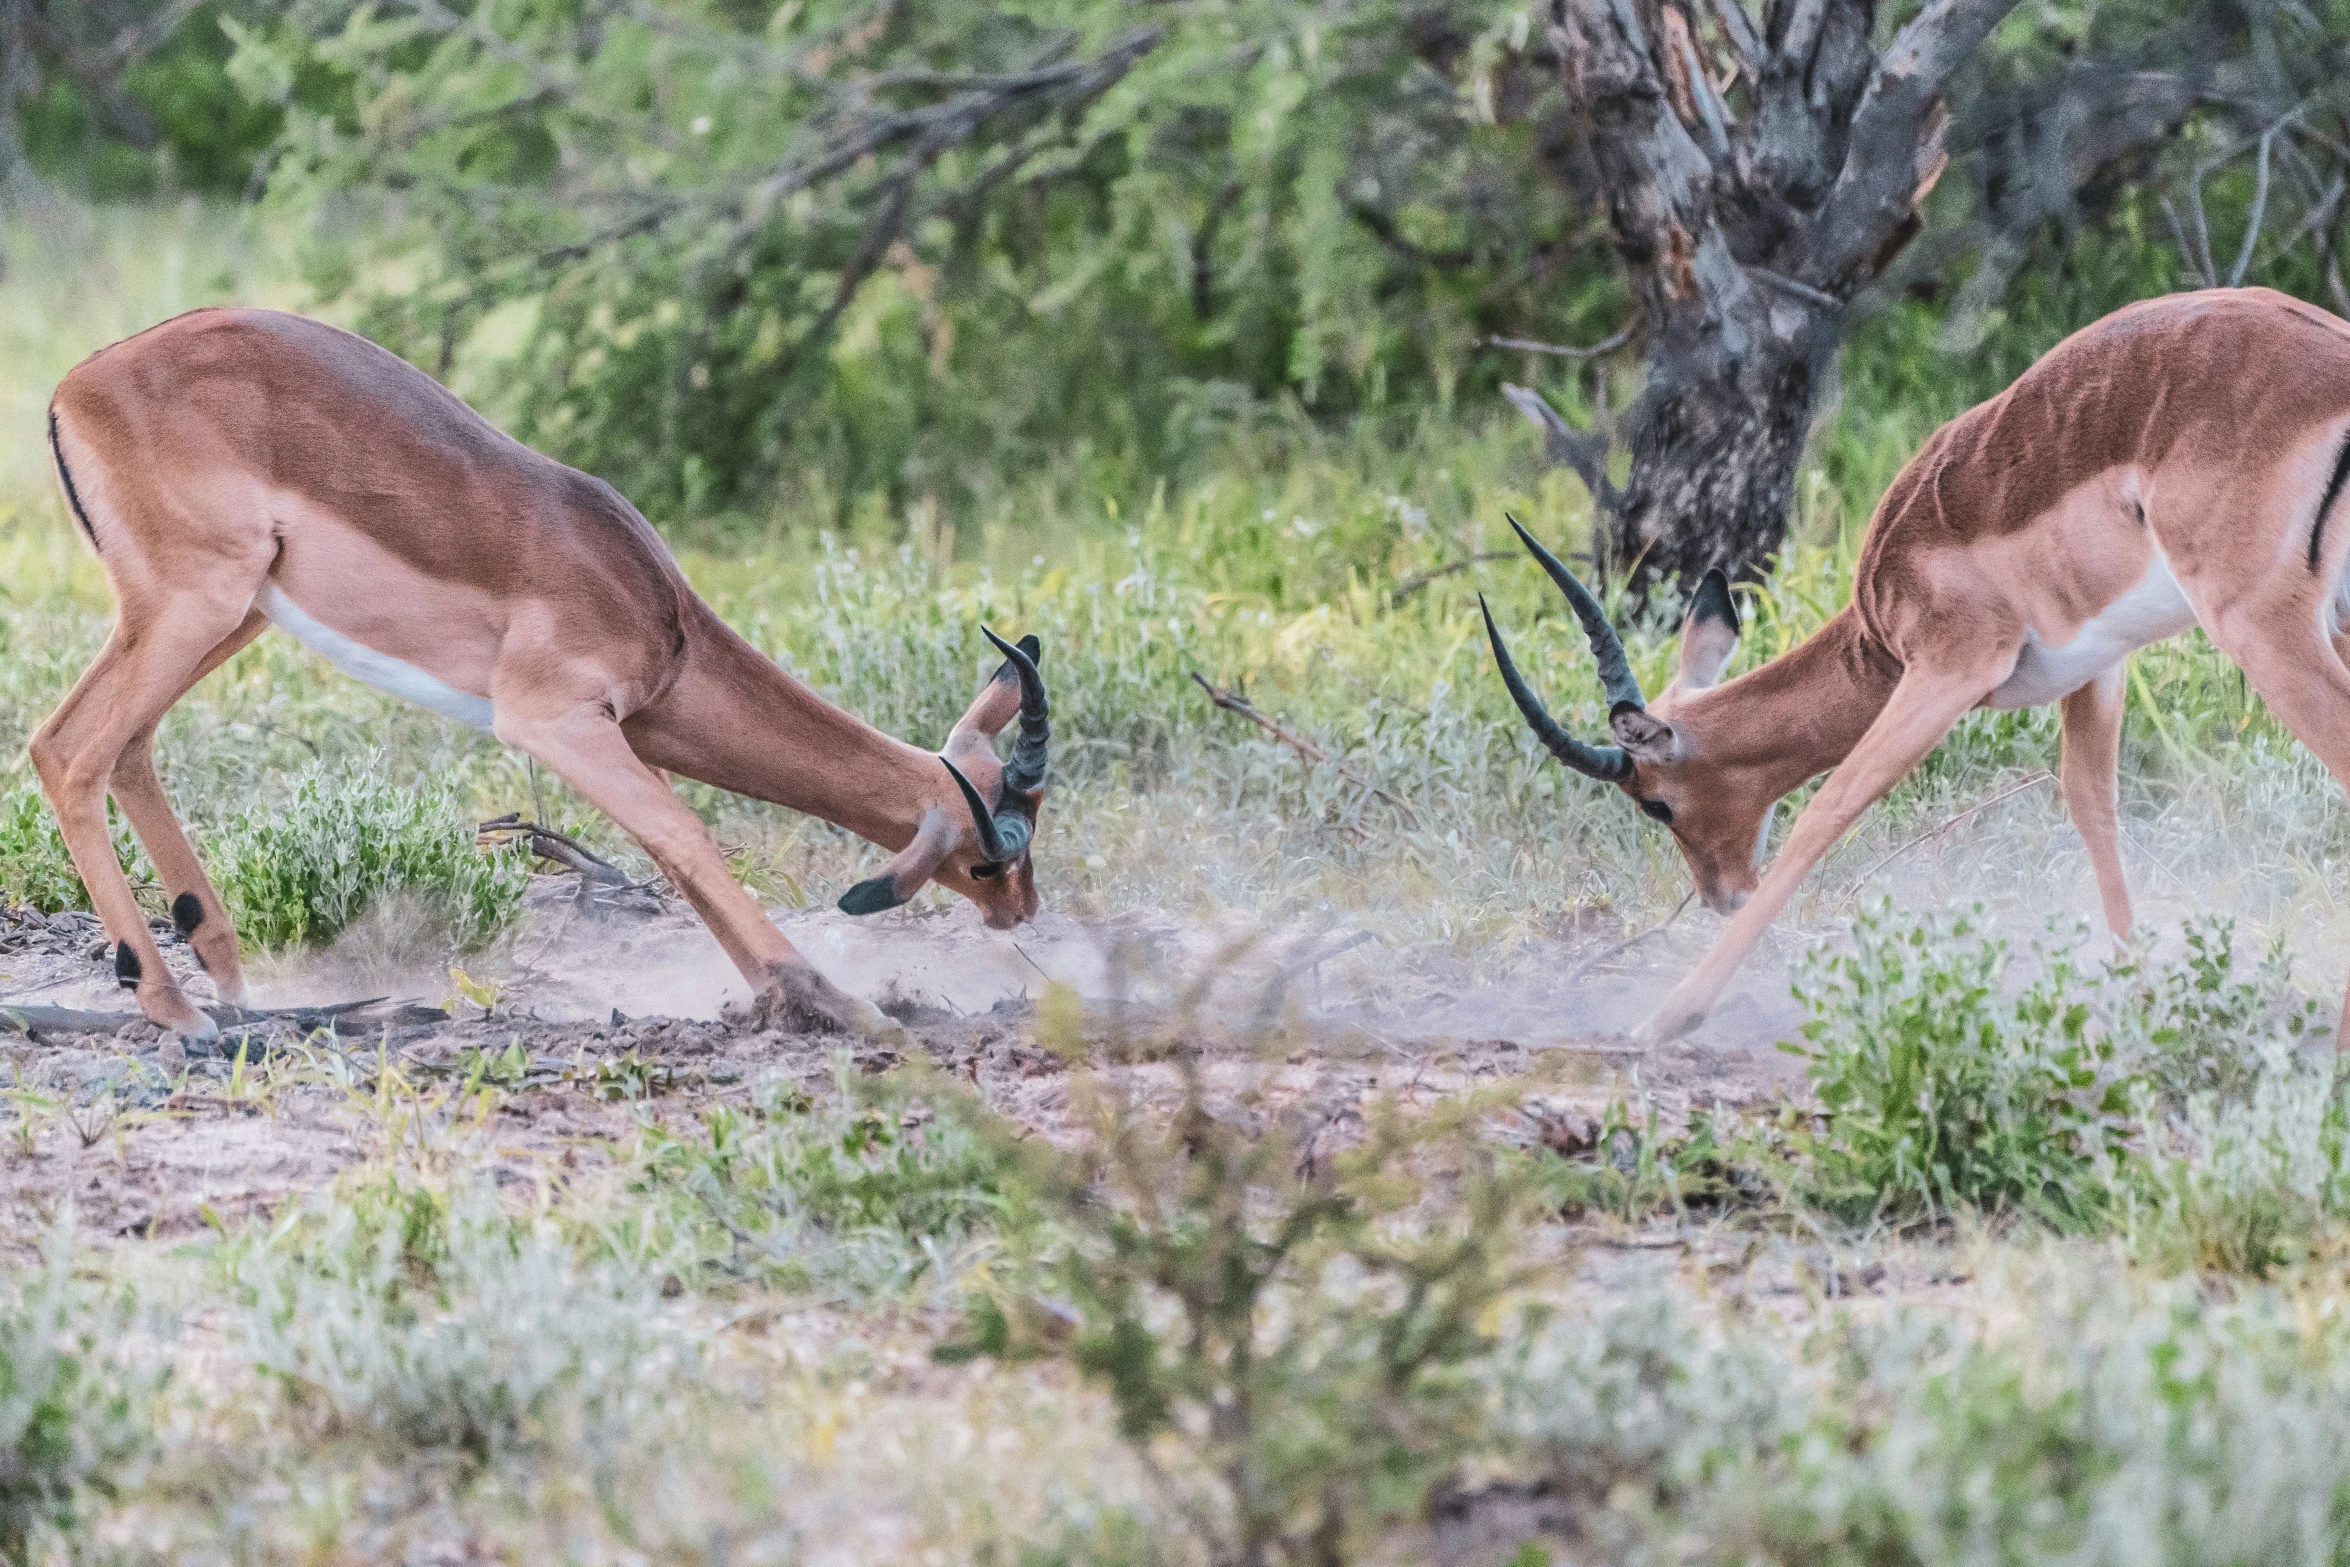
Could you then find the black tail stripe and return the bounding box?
[47,407,97,547]
[2310,429,2350,572]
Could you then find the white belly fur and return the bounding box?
[256,583,496,731]
[1986,553,2197,711]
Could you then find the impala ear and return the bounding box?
[1610,706,1681,764]
[1676,569,1741,691]
[837,807,960,915]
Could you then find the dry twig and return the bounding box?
[478,814,632,886]
[1834,770,2056,912]
[1478,318,1640,359]
[1188,673,1420,831]
[1389,550,1513,605]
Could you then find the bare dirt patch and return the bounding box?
[0,879,1815,1259]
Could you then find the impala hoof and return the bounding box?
[1629,1004,1705,1047]
[152,1005,218,1044]
[726,964,895,1041]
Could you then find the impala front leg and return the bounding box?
[494,703,885,1036]
[2058,666,2134,943]
[1633,667,2001,1045]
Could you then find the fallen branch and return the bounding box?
[0,996,448,1041]
[478,814,632,886]
[1389,550,1513,606]
[1188,673,1420,832]
[1834,770,2056,912]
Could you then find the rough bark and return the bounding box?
[1517,0,2350,596]
[1515,0,2016,593]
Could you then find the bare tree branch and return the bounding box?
[1479,318,1639,358]
[1501,382,1616,512]
[1813,0,2025,285]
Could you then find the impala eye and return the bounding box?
[1640,799,1674,825]
[970,862,1004,879]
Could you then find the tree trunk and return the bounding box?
[1508,0,2020,596]
[1610,287,1834,584]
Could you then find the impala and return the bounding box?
[1484,287,2350,1049]
[40,307,1050,1040]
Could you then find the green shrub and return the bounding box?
[205,757,529,951]
[0,775,145,914]
[1496,1260,2350,1565]
[2110,916,2325,1103]
[1787,903,2135,1228]
[609,1066,1014,1300]
[0,1235,156,1557]
[948,1031,1537,1567]
[238,1189,689,1467]
[1790,904,2350,1264]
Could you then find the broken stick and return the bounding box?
[1188,672,1420,831]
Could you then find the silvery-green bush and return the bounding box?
[0,1233,156,1557]
[1496,1267,2350,1565]
[238,1190,691,1467]
[206,756,529,951]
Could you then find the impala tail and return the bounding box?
[47,406,99,549]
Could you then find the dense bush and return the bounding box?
[206,756,529,952]
[1787,902,2137,1228]
[1788,903,2350,1270]
[238,1184,689,1467]
[1495,1263,2350,1565]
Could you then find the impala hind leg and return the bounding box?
[105,609,269,1006]
[492,703,884,1035]
[2059,666,2135,942]
[2198,620,2350,1050]
[30,599,265,1038]
[1633,666,2001,1045]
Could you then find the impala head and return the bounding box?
[838,627,1050,928]
[1481,515,1761,915]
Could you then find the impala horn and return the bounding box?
[942,755,1033,863]
[982,626,1050,793]
[1477,513,1645,785]
[1504,513,1646,714]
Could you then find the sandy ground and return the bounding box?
[0,877,1816,1251]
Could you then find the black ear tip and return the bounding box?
[1017,633,1040,664]
[1691,567,1741,632]
[838,877,907,917]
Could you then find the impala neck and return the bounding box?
[1676,605,1900,793]
[627,604,942,854]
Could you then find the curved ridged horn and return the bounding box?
[982,625,1050,792]
[1503,512,1645,714]
[941,755,1034,863]
[1479,595,1633,783]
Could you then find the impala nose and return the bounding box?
[1704,887,1750,916]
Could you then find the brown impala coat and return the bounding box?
[40,307,1045,1039]
[1488,288,2350,1046]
